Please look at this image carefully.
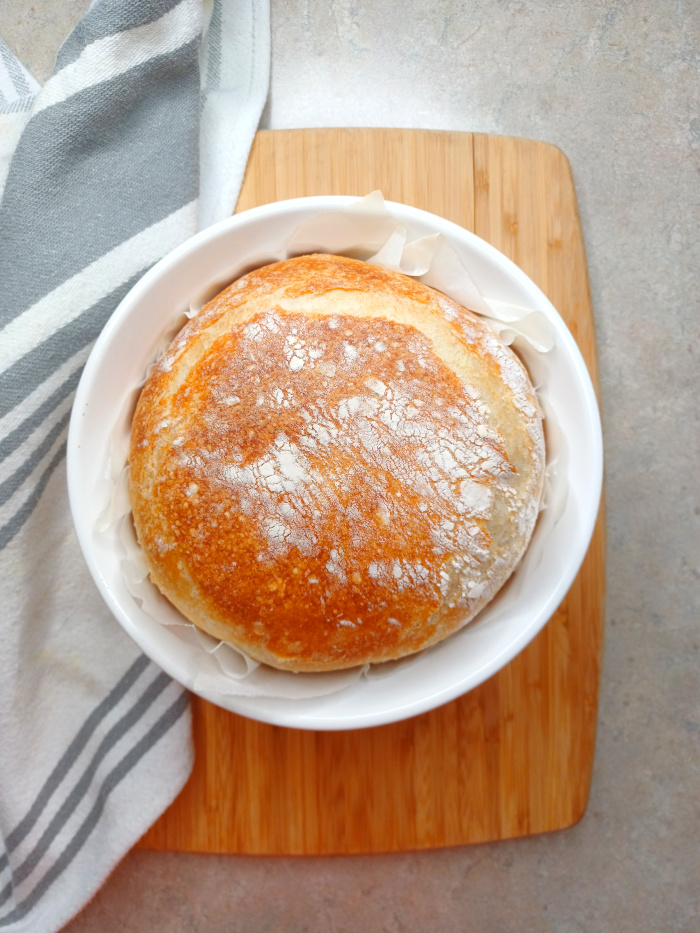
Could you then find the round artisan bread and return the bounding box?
[129,253,545,672]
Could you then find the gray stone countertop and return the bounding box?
[1,1,698,930]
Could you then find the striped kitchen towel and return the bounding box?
[0,2,269,931]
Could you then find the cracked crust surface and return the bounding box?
[129,254,545,671]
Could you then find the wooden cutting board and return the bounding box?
[137,129,605,855]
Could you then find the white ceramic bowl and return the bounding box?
[67,196,603,731]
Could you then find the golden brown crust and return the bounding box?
[129,254,544,671]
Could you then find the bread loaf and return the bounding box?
[129,253,545,671]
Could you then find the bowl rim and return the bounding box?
[68,194,603,730]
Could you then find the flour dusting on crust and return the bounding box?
[129,254,545,671]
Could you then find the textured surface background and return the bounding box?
[1,1,698,930]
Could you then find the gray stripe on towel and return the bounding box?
[3,655,151,858]
[55,0,187,72]
[204,0,223,92]
[0,409,71,509]
[0,690,189,926]
[0,39,200,324]
[0,41,31,99]
[0,367,82,468]
[0,272,143,423]
[0,672,173,900]
[0,441,67,552]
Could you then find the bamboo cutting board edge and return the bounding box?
[136,128,605,856]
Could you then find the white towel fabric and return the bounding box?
[0,2,269,931]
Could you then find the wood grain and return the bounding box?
[137,129,605,854]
